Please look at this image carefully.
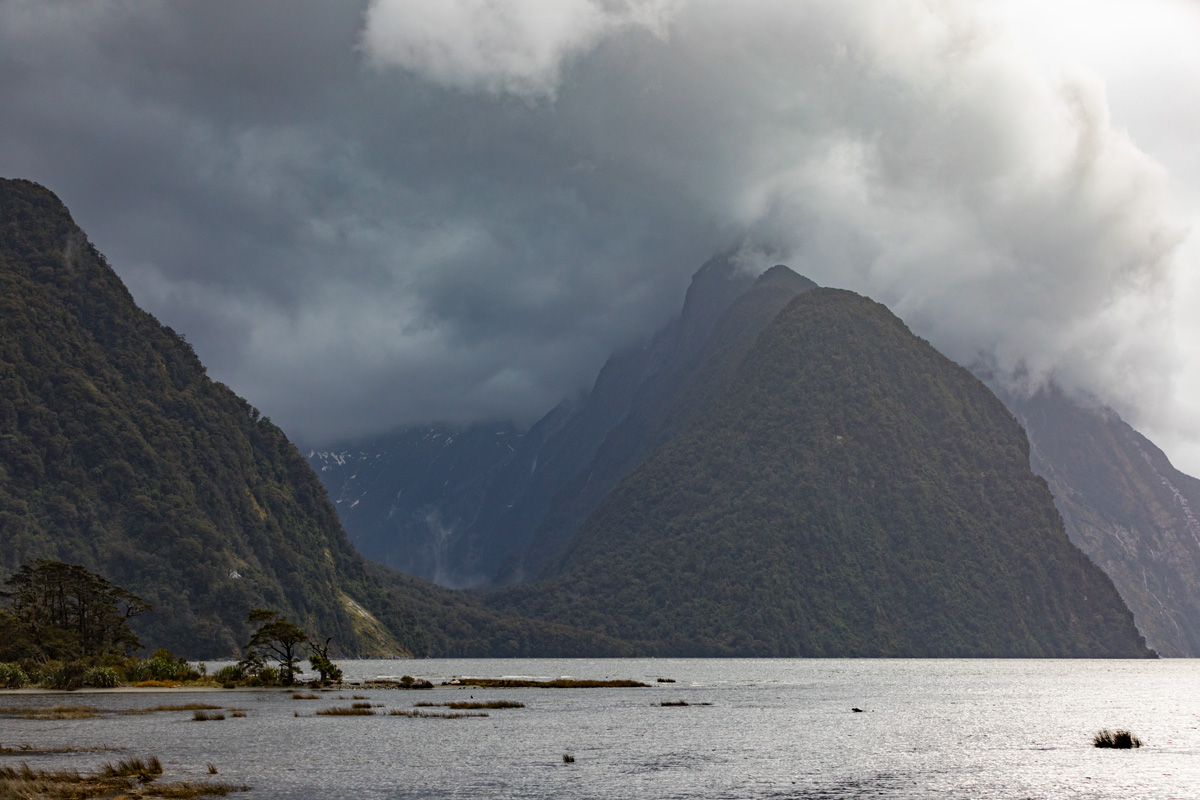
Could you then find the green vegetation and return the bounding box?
[240,609,308,685]
[0,560,149,662]
[0,179,414,658]
[493,289,1152,657]
[1094,729,1143,749]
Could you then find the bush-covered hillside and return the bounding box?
[0,178,412,656]
[493,289,1152,657]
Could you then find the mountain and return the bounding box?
[0,178,414,657]
[308,252,767,585]
[491,289,1150,657]
[999,386,1200,657]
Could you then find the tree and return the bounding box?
[0,560,151,661]
[242,609,309,685]
[308,637,343,685]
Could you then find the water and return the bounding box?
[2,659,1198,798]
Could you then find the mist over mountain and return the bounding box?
[0,178,630,659]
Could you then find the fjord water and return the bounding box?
[5,659,1198,798]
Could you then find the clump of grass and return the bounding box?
[445,678,648,689]
[444,701,524,710]
[100,756,162,780]
[656,678,676,683]
[660,700,689,706]
[351,695,367,700]
[192,711,226,721]
[386,709,487,719]
[0,705,104,720]
[0,743,123,755]
[1093,729,1143,749]
[291,693,318,700]
[0,758,249,797]
[122,704,223,715]
[315,706,375,716]
[206,764,219,775]
[562,753,575,764]
[132,680,182,688]
[228,710,247,718]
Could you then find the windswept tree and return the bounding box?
[241,609,309,685]
[0,560,151,661]
[308,637,343,685]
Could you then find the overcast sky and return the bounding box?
[3,0,1200,475]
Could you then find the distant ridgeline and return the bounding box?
[315,256,1155,657]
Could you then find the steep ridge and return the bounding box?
[514,265,816,578]
[492,290,1151,657]
[0,178,412,656]
[308,253,757,586]
[0,177,635,659]
[999,386,1200,656]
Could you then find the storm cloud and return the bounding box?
[2,0,1198,471]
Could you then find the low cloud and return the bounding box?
[2,0,1198,471]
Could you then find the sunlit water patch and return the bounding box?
[2,659,1198,798]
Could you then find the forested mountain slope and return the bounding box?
[0,178,413,656]
[1000,386,1200,656]
[308,253,762,585]
[492,290,1151,658]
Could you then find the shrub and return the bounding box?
[0,662,29,688]
[39,660,89,690]
[1093,729,1143,749]
[257,667,280,686]
[83,666,120,688]
[213,665,245,683]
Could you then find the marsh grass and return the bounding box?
[122,704,224,715]
[291,693,318,700]
[0,705,103,719]
[0,757,248,798]
[445,678,648,689]
[192,711,226,721]
[1093,729,1143,749]
[562,754,575,763]
[659,700,711,707]
[315,706,375,716]
[386,709,488,719]
[0,743,122,755]
[415,701,524,710]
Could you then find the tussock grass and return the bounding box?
[192,711,226,721]
[132,680,182,688]
[0,705,103,719]
[291,693,318,700]
[562,754,575,763]
[386,709,487,719]
[1093,729,1143,749]
[659,700,711,706]
[315,706,375,716]
[418,701,524,710]
[0,758,249,798]
[445,678,648,689]
[122,704,223,715]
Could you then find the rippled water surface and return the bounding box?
[2,659,1198,798]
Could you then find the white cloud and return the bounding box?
[360,0,680,97]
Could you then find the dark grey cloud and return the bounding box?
[2,0,1198,472]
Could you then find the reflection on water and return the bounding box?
[2,659,1198,799]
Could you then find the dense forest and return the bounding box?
[492,290,1152,657]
